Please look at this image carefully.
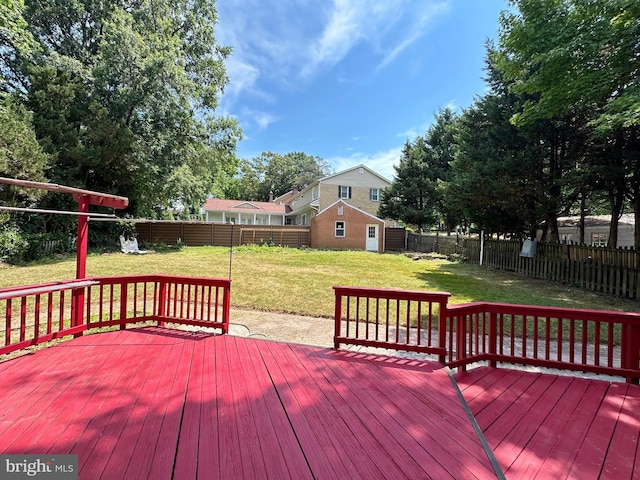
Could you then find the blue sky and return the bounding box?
[216,0,508,181]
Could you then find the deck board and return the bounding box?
[2,328,637,479]
[456,366,640,479]
[0,327,494,480]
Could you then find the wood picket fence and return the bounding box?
[408,233,640,300]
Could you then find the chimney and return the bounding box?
[268,191,274,202]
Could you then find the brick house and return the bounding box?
[310,200,385,252]
[202,164,395,252]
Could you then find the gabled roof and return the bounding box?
[558,214,634,228]
[317,164,392,184]
[315,199,384,222]
[203,198,289,214]
[291,164,391,201]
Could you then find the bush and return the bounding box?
[0,225,29,264]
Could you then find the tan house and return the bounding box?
[556,214,635,248]
[286,164,392,226]
[201,164,395,252]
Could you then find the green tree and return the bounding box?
[378,139,439,232]
[234,151,332,201]
[496,0,640,246]
[0,93,48,197]
[12,0,240,222]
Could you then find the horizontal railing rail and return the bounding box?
[0,275,231,356]
[446,302,640,383]
[333,287,640,383]
[333,286,450,362]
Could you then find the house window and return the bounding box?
[592,233,607,247]
[285,217,293,225]
[226,217,236,224]
[368,226,377,238]
[312,186,318,200]
[301,214,307,225]
[339,185,352,199]
[335,221,345,237]
[369,188,380,201]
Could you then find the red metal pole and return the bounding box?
[75,195,89,280]
[72,195,89,336]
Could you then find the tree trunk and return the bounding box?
[544,212,559,242]
[579,193,586,245]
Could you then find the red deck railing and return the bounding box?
[333,286,450,362]
[333,286,640,383]
[0,275,231,355]
[446,302,640,383]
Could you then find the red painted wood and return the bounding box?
[214,334,246,479]
[256,340,352,480]
[3,327,640,479]
[309,348,486,479]
[350,353,495,477]
[600,384,640,479]
[240,340,313,480]
[568,382,628,479]
[310,351,442,479]
[172,333,206,480]
[534,380,609,479]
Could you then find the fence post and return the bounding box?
[334,288,343,349]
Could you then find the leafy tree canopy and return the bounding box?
[1,0,241,223]
[232,151,332,201]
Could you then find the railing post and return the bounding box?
[456,313,467,372]
[119,281,128,330]
[488,311,498,368]
[622,323,640,384]
[157,279,167,327]
[222,281,231,334]
[438,299,448,364]
[334,288,342,350]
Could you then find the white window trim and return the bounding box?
[370,188,380,201]
[335,221,346,237]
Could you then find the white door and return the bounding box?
[366,224,379,252]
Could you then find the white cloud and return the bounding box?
[217,0,450,95]
[241,108,279,130]
[327,146,403,181]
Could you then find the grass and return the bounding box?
[1,245,638,318]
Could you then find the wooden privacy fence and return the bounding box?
[333,286,640,383]
[409,233,640,300]
[407,232,463,256]
[135,221,311,248]
[0,274,231,355]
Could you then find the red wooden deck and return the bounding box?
[0,327,498,480]
[456,366,640,479]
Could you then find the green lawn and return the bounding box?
[1,245,638,318]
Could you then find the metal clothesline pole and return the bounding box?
[0,206,117,218]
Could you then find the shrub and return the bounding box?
[0,225,29,264]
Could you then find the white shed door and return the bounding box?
[366,224,379,252]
